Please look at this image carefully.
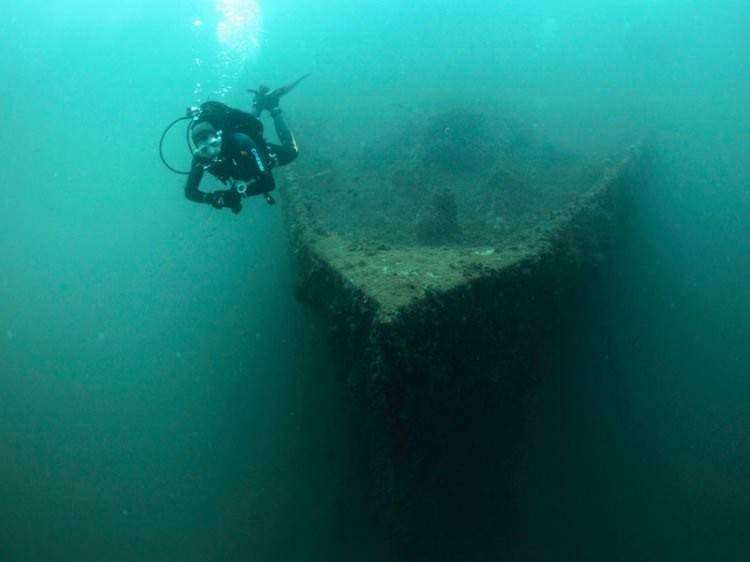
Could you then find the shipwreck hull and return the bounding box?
[280,109,651,560]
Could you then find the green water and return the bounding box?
[1,1,749,560]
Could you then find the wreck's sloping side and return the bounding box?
[281,135,651,559]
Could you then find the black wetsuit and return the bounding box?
[184,106,298,204]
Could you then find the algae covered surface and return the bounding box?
[292,236,531,312]
[282,108,645,314]
[285,109,607,251]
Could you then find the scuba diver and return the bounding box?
[160,74,308,214]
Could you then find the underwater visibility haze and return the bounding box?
[1,1,749,560]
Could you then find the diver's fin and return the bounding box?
[247,73,311,99]
[270,72,311,98]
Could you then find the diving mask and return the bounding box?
[194,131,222,160]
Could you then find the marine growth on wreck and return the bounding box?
[279,107,651,560]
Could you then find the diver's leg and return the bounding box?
[249,86,268,119]
[269,108,299,165]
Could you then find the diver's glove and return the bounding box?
[205,189,242,214]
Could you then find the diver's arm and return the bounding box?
[184,163,242,212]
[251,171,276,196]
[184,159,209,203]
